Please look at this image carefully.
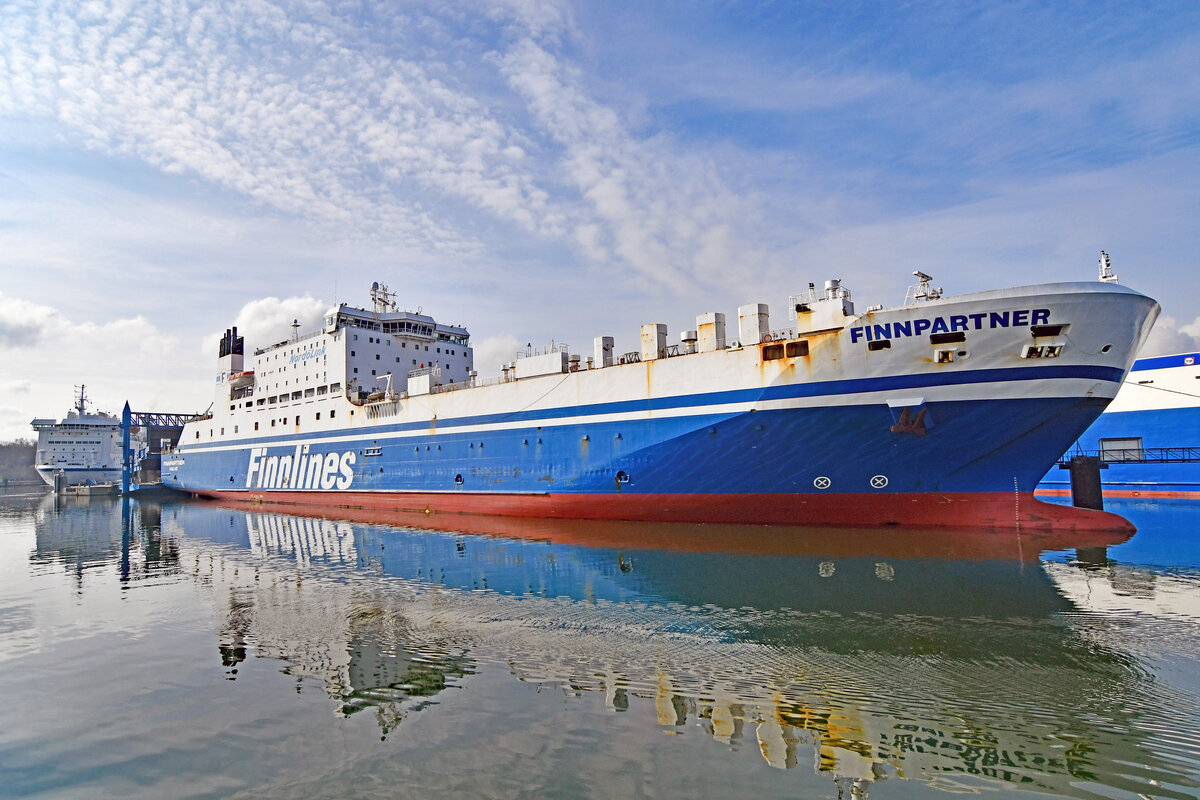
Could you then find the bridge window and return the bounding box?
[1100,437,1143,462]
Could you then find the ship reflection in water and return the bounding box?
[14,493,1200,799]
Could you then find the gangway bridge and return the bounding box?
[121,402,203,493]
[1056,446,1200,467]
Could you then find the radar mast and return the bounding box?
[370,281,398,313]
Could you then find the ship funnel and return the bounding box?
[738,304,770,346]
[641,324,667,361]
[697,312,726,352]
[594,336,614,368]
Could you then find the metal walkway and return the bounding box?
[127,410,200,427]
[1057,446,1200,466]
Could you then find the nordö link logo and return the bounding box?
[246,446,356,490]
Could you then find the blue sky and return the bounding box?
[1,0,1198,439]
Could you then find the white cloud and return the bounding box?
[1142,314,1200,358]
[496,37,767,295]
[0,292,203,441]
[0,1,554,252]
[0,292,60,347]
[471,333,522,378]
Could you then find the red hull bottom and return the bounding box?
[1036,487,1200,500]
[189,489,1136,534]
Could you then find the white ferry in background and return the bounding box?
[31,386,147,488]
[1037,350,1200,498]
[164,262,1159,532]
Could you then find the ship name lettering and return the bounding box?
[849,308,1050,344]
[289,345,327,365]
[246,446,355,490]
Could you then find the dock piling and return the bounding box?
[1067,455,1106,510]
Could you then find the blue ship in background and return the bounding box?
[1039,351,1200,498]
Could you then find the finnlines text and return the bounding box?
[849,308,1051,344]
[246,446,355,490]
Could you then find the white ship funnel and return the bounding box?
[738,304,770,346]
[594,336,614,368]
[641,324,667,361]
[697,313,726,352]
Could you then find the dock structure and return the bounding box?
[121,403,204,494]
[1056,447,1200,508]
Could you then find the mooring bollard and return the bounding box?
[1067,455,1105,510]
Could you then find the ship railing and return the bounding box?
[1057,446,1200,466]
[430,377,483,394]
[254,328,325,355]
[515,342,569,360]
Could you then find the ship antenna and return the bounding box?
[1098,251,1118,283]
[75,384,87,415]
[906,270,942,304]
[291,319,300,342]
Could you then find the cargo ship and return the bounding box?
[1037,350,1200,498]
[163,266,1159,530]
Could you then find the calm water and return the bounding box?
[2,490,1199,799]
